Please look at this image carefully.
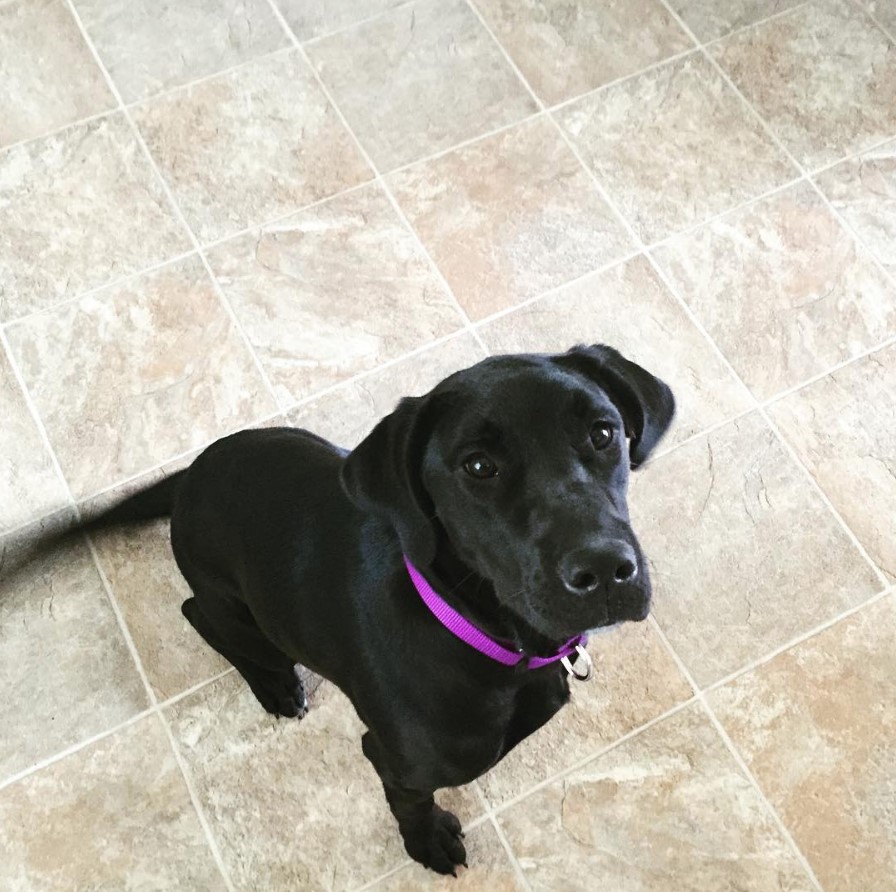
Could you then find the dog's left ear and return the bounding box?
[340,395,439,567]
[553,344,675,468]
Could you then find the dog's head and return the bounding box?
[341,345,674,642]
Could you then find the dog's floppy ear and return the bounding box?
[340,395,439,566]
[554,344,675,468]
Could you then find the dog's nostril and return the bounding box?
[614,560,637,583]
[570,570,598,593]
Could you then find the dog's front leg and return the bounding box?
[362,732,467,875]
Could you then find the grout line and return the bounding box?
[156,708,238,892]
[703,586,895,697]
[0,106,116,157]
[0,328,78,516]
[700,700,826,891]
[56,7,247,886]
[488,696,697,819]
[489,810,535,892]
[761,334,896,407]
[268,4,488,356]
[697,1,812,53]
[61,0,284,416]
[2,249,198,332]
[300,0,418,47]
[124,45,297,113]
[650,0,892,590]
[547,44,701,115]
[809,130,896,178]
[386,110,547,177]
[464,0,545,112]
[0,707,153,794]
[646,615,826,891]
[645,174,805,251]
[647,251,889,590]
[847,0,896,43]
[352,859,413,892]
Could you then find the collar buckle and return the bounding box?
[560,645,593,682]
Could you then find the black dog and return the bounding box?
[87,344,674,875]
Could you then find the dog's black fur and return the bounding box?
[85,344,674,874]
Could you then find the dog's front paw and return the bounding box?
[403,805,467,876]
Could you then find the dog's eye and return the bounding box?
[590,423,615,451]
[463,453,498,479]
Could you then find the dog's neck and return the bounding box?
[421,540,567,659]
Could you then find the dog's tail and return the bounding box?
[83,470,186,530]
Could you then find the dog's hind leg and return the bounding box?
[181,595,308,718]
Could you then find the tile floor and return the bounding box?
[0,1,894,890]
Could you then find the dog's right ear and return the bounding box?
[340,396,438,567]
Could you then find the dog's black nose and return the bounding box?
[559,541,638,594]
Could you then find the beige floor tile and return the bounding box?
[0,715,225,890]
[370,820,522,890]
[856,0,896,36]
[816,136,896,275]
[497,704,815,892]
[5,257,274,500]
[630,412,881,686]
[75,0,289,103]
[0,114,189,322]
[289,334,485,448]
[389,117,633,320]
[305,0,537,171]
[711,595,896,892]
[669,0,805,41]
[473,0,691,106]
[89,494,230,703]
[208,184,463,406]
[0,349,69,533]
[0,530,147,781]
[712,0,896,170]
[557,53,795,242]
[654,181,896,400]
[0,0,114,148]
[769,343,896,580]
[134,50,372,242]
[478,621,691,809]
[274,0,407,41]
[478,256,753,450]
[167,672,482,891]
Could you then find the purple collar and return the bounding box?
[403,556,592,679]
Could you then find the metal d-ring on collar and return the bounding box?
[404,556,595,683]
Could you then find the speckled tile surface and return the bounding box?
[305,0,537,171]
[712,0,896,170]
[0,0,114,148]
[556,53,797,242]
[0,714,225,890]
[133,51,372,242]
[769,343,896,580]
[497,704,816,891]
[711,594,896,892]
[75,0,290,103]
[0,115,189,321]
[2,1,895,887]
[472,0,691,105]
[653,181,896,399]
[5,257,274,498]
[0,530,148,781]
[207,183,463,405]
[630,411,882,686]
[816,136,896,275]
[389,116,632,320]
[669,0,806,41]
